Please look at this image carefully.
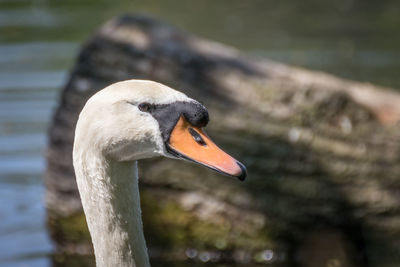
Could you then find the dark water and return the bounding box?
[1,0,399,266]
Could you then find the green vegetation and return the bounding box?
[50,188,275,257]
[141,190,273,251]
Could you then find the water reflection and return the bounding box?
[0,43,68,267]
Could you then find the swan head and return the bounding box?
[74,79,246,181]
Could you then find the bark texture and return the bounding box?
[45,14,400,267]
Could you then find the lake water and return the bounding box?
[1,0,399,266]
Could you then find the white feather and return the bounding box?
[73,79,193,267]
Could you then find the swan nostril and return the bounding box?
[188,128,207,146]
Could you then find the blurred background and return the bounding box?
[1,0,400,266]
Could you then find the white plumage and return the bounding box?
[73,79,245,267]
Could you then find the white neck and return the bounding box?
[73,148,150,267]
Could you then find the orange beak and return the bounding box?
[166,116,247,181]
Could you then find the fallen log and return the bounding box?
[45,14,400,267]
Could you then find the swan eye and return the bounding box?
[189,128,207,146]
[138,102,152,112]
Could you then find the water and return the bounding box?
[0,41,73,266]
[0,0,399,266]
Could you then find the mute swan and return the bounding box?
[73,79,247,267]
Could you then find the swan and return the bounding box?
[73,79,247,267]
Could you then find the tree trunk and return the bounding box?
[45,14,400,267]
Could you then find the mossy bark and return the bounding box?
[45,14,400,267]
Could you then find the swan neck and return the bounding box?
[74,150,150,267]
